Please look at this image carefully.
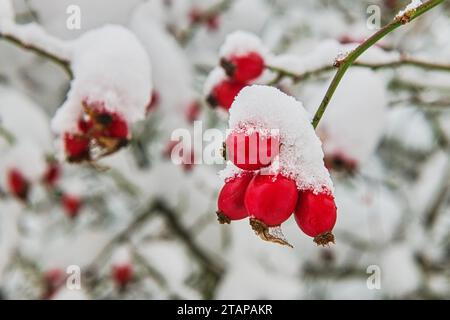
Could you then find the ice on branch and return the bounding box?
[396,0,422,19]
[223,85,333,194]
[51,25,152,162]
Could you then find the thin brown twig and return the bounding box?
[0,32,72,77]
[266,56,450,85]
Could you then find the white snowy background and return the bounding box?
[0,0,449,299]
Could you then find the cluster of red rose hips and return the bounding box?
[63,101,130,163]
[206,51,265,111]
[7,160,82,218]
[217,124,337,246]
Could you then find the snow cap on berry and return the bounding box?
[223,85,333,195]
[219,30,269,61]
[51,25,152,135]
[203,67,227,97]
[112,245,132,265]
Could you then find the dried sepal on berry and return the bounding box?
[294,190,337,246]
[249,218,293,248]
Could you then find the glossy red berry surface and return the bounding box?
[217,172,253,223]
[244,174,298,226]
[294,190,337,245]
[207,80,246,110]
[226,130,279,170]
[221,51,264,83]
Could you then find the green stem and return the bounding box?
[0,126,16,145]
[311,0,445,128]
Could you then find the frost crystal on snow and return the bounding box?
[52,25,152,134]
[223,85,334,194]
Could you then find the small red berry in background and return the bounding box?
[244,174,298,227]
[42,162,61,187]
[163,140,195,172]
[226,130,280,170]
[188,7,203,24]
[206,14,220,31]
[146,90,160,114]
[7,168,30,201]
[185,100,201,123]
[221,51,265,83]
[43,268,65,299]
[181,147,195,172]
[207,80,246,110]
[163,140,179,159]
[217,172,253,224]
[112,263,133,289]
[64,133,90,163]
[62,194,83,219]
[294,190,337,246]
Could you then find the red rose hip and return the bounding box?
[207,80,245,110]
[7,168,30,201]
[221,51,264,83]
[217,172,253,224]
[64,133,90,162]
[62,194,83,218]
[112,263,133,288]
[43,163,61,187]
[244,174,298,226]
[226,130,279,170]
[294,190,337,246]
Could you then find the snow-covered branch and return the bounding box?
[0,10,72,76]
